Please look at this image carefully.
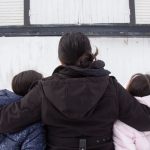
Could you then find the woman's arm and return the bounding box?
[115,79,150,131]
[136,96,150,108]
[0,82,43,133]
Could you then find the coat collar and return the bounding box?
[53,60,110,78]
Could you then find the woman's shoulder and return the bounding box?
[108,76,119,86]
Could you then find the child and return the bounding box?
[0,70,46,150]
[113,73,150,150]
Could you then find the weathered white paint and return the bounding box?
[30,0,130,24]
[91,38,150,87]
[135,0,150,24]
[0,0,24,26]
[0,37,150,90]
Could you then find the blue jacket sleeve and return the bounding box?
[21,123,46,150]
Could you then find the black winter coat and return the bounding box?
[0,60,150,150]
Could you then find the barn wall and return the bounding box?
[0,37,150,90]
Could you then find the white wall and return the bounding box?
[0,37,150,90]
[91,38,150,87]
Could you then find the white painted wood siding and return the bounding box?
[0,0,24,26]
[135,0,150,24]
[30,0,130,24]
[0,37,150,90]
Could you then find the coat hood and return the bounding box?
[43,60,110,119]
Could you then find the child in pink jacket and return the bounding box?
[113,73,150,150]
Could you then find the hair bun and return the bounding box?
[76,53,93,68]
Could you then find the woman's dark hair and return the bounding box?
[58,32,98,68]
[12,70,43,96]
[126,73,150,97]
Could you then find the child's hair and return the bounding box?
[126,73,150,97]
[12,70,43,96]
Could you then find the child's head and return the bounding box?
[12,70,43,96]
[126,73,150,97]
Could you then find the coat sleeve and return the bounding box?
[136,96,150,108]
[0,82,43,133]
[115,79,150,131]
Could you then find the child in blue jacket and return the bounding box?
[0,70,46,150]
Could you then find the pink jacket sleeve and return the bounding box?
[113,95,150,150]
[114,121,150,150]
[113,120,136,150]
